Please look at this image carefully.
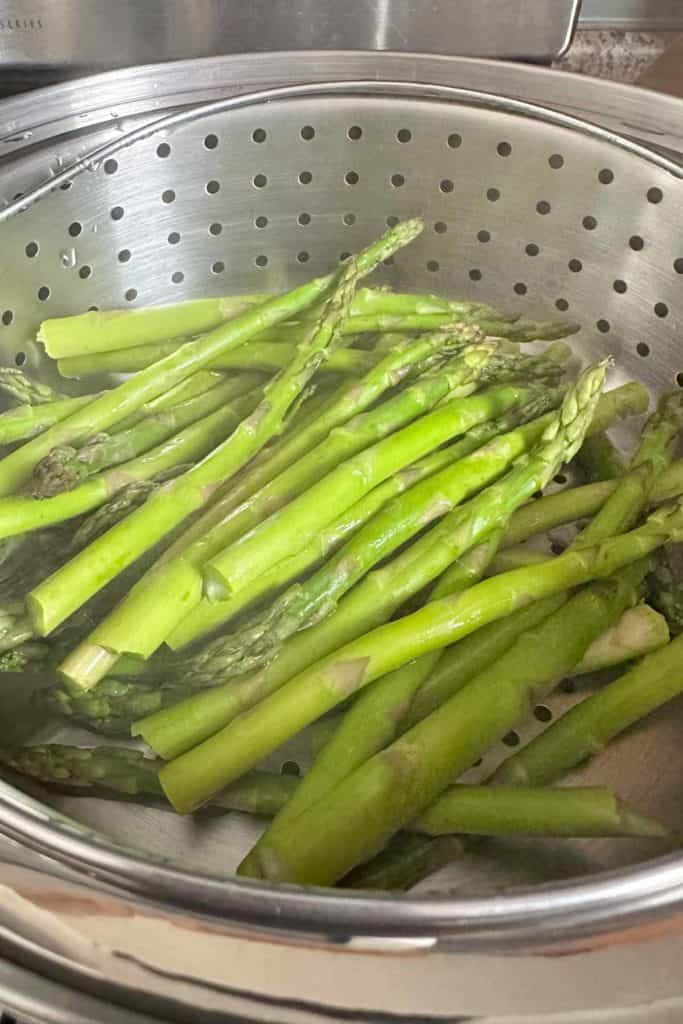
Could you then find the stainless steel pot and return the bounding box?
[0,52,682,1022]
[0,0,580,78]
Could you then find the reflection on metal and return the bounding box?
[0,0,580,72]
[580,0,683,29]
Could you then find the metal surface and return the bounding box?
[580,0,683,29]
[0,0,580,78]
[0,52,682,1021]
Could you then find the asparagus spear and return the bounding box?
[573,603,669,674]
[2,744,664,843]
[159,326,490,563]
[161,332,495,568]
[1,261,356,498]
[164,419,525,653]
[39,295,271,358]
[0,370,229,448]
[39,288,497,359]
[131,402,673,762]
[575,431,626,482]
[0,368,66,406]
[244,387,664,864]
[0,395,95,446]
[137,379,650,762]
[194,389,561,677]
[203,379,548,604]
[405,392,683,727]
[244,316,580,346]
[31,375,262,497]
[88,379,541,667]
[238,556,655,885]
[343,834,466,891]
[57,341,378,380]
[56,315,579,377]
[45,223,424,682]
[0,389,261,540]
[502,459,683,548]
[241,537,504,861]
[156,363,608,810]
[491,632,683,787]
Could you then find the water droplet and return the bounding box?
[60,247,77,269]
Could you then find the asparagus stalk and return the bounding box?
[0,278,342,497]
[249,316,580,346]
[203,380,546,604]
[45,223,424,682]
[94,378,541,672]
[0,368,66,406]
[2,745,664,842]
[0,389,261,540]
[405,392,683,726]
[239,557,654,885]
[502,459,683,548]
[39,288,497,360]
[491,632,683,786]
[573,603,669,674]
[39,295,271,358]
[156,363,608,811]
[409,783,668,838]
[162,333,493,568]
[164,426,516,652]
[131,401,673,763]
[137,378,649,762]
[575,432,626,482]
[57,341,378,380]
[245,386,666,865]
[56,315,579,377]
[196,389,561,678]
[0,370,230,449]
[242,535,504,858]
[159,326,490,564]
[31,375,262,497]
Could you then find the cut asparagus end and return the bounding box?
[575,603,670,675]
[202,567,231,603]
[58,643,119,693]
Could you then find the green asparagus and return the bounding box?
[159,325,490,564]
[57,341,379,380]
[491,631,683,786]
[156,363,608,810]
[46,223,425,684]
[0,367,66,406]
[238,558,655,884]
[573,603,669,674]
[90,380,541,666]
[137,379,649,762]
[39,288,500,360]
[0,389,261,540]
[1,745,664,842]
[32,375,262,497]
[197,391,561,682]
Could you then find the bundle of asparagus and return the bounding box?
[0,217,681,893]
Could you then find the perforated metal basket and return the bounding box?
[0,53,683,1023]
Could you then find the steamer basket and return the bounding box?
[0,53,682,1023]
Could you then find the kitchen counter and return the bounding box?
[556,27,676,82]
